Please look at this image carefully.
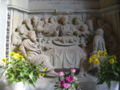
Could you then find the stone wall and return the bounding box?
[100,0,118,8]
[8,0,29,10]
[99,0,120,56]
[0,0,7,59]
[29,0,100,11]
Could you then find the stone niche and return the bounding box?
[10,15,118,70]
[10,15,119,90]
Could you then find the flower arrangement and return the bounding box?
[0,52,47,86]
[55,69,80,90]
[89,50,120,88]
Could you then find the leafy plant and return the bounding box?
[0,52,47,86]
[89,50,120,88]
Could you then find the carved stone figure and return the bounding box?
[32,16,39,28]
[17,24,29,39]
[97,19,118,55]
[92,28,106,54]
[57,16,74,36]
[23,18,33,30]
[19,31,57,76]
[43,16,59,36]
[11,28,22,51]
[72,17,84,26]
[32,16,44,33]
[49,16,59,36]
[79,24,90,36]
[86,19,94,32]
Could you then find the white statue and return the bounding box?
[19,31,57,76]
[72,17,84,26]
[92,28,106,54]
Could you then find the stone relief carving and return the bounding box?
[23,18,33,30]
[19,31,57,76]
[11,15,109,75]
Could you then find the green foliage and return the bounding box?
[6,59,42,86]
[97,56,120,88]
[0,52,45,86]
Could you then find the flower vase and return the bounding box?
[109,81,119,90]
[13,82,26,90]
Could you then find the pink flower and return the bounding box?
[66,76,74,83]
[63,83,70,88]
[59,80,65,86]
[58,72,64,76]
[71,68,76,73]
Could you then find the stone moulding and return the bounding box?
[8,5,99,14]
[8,4,120,15]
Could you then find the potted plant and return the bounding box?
[0,52,47,90]
[89,50,120,90]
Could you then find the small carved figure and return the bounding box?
[17,24,29,39]
[57,16,74,36]
[72,17,84,26]
[23,18,33,30]
[92,28,106,54]
[43,16,59,36]
[11,28,22,51]
[32,16,44,33]
[19,31,57,76]
[86,19,94,32]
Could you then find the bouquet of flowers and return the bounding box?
[89,50,120,88]
[55,69,80,90]
[0,52,47,86]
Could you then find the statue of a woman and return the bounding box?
[19,31,57,76]
[92,28,106,54]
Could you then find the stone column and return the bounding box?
[0,0,8,59]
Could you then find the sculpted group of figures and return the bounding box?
[11,16,106,76]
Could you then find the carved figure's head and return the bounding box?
[28,31,37,42]
[96,28,104,36]
[32,16,39,26]
[49,16,57,24]
[58,16,69,25]
[43,16,50,24]
[23,18,31,24]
